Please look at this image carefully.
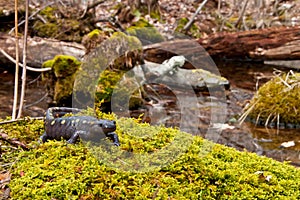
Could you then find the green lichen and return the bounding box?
[243,71,300,125]
[3,112,300,199]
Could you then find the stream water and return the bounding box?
[0,61,299,166]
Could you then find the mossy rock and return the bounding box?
[243,72,300,126]
[126,18,164,45]
[82,29,110,53]
[2,112,300,199]
[95,69,143,111]
[42,55,81,106]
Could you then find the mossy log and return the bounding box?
[0,33,85,68]
[144,26,300,62]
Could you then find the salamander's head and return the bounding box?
[96,119,116,134]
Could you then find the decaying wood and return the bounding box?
[144,26,300,62]
[199,25,300,60]
[0,33,85,68]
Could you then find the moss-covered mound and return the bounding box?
[42,55,81,106]
[241,71,300,127]
[32,6,93,42]
[1,112,299,199]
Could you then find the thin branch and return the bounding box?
[8,1,55,34]
[235,0,249,29]
[12,0,19,120]
[183,0,208,31]
[17,0,30,118]
[0,132,29,150]
[0,48,51,72]
[0,117,44,125]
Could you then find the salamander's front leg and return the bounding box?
[67,131,80,144]
[106,132,120,146]
[40,132,48,143]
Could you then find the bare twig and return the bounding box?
[235,0,249,29]
[12,0,19,120]
[0,132,29,150]
[0,48,51,72]
[183,0,208,31]
[17,0,30,118]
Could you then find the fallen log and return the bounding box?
[144,26,300,62]
[1,26,299,70]
[0,33,86,68]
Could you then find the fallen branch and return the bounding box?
[0,117,44,125]
[0,132,29,150]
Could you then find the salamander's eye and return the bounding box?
[112,121,116,125]
[98,123,103,127]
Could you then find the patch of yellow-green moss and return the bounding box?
[42,55,81,105]
[32,6,92,42]
[126,18,164,45]
[243,72,300,125]
[82,29,110,53]
[3,111,300,199]
[95,69,143,110]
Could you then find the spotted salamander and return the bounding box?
[40,107,120,146]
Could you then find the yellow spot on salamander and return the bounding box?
[89,121,94,125]
[61,120,66,125]
[75,119,80,123]
[51,120,55,125]
[82,120,87,124]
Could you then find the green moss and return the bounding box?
[95,69,143,110]
[0,118,43,144]
[5,112,300,199]
[95,69,123,104]
[243,72,300,125]
[0,110,299,199]
[33,21,59,38]
[52,55,81,77]
[39,6,57,21]
[82,29,110,52]
[87,29,102,38]
[42,55,81,105]
[32,5,91,42]
[126,18,164,45]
